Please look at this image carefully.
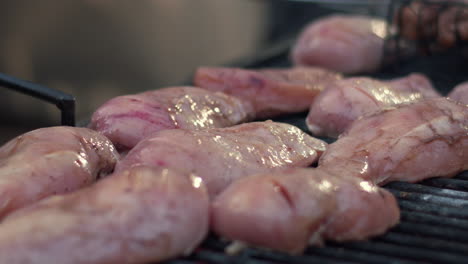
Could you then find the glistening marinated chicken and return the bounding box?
[291,15,387,74]
[307,74,439,137]
[116,121,327,197]
[319,98,468,185]
[89,86,255,151]
[0,126,119,219]
[0,166,209,264]
[194,67,341,118]
[449,81,468,105]
[211,168,399,254]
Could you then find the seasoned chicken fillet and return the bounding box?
[116,121,327,197]
[307,74,439,137]
[194,67,341,118]
[89,86,254,151]
[0,166,209,264]
[319,98,468,184]
[0,126,119,218]
[291,15,387,74]
[211,168,399,254]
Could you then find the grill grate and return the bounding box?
[167,18,468,264]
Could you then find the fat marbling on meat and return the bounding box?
[291,15,387,74]
[319,97,468,185]
[89,86,255,151]
[0,166,209,264]
[0,126,119,219]
[307,74,440,137]
[211,168,399,254]
[116,121,327,197]
[194,66,342,118]
[449,81,468,105]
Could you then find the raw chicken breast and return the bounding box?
[319,98,468,185]
[449,82,468,105]
[307,73,439,137]
[194,67,341,118]
[0,126,119,219]
[0,166,209,264]
[211,168,399,254]
[291,15,387,74]
[116,121,327,197]
[89,86,255,151]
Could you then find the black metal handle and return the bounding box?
[0,72,75,126]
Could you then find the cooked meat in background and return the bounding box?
[398,1,468,52]
[0,127,119,219]
[211,167,399,254]
[449,81,468,105]
[0,166,209,264]
[307,73,439,138]
[89,86,255,151]
[319,97,468,185]
[194,67,341,118]
[116,121,327,197]
[291,15,387,74]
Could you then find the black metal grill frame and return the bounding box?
[0,73,75,126]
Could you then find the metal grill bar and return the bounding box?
[339,241,467,263]
[377,232,468,255]
[422,178,468,191]
[386,181,468,199]
[306,246,423,264]
[388,189,468,208]
[397,199,468,219]
[0,72,75,126]
[399,210,468,230]
[394,222,468,243]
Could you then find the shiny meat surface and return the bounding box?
[449,82,468,105]
[116,121,327,197]
[89,86,255,151]
[0,126,119,219]
[306,74,440,137]
[0,166,209,264]
[291,15,387,74]
[211,168,399,254]
[194,67,342,118]
[319,98,468,185]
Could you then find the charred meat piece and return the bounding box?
[0,127,119,219]
[449,81,468,105]
[319,98,468,185]
[0,166,209,264]
[116,121,327,197]
[307,74,439,137]
[291,15,387,74]
[89,86,255,151]
[194,67,341,118]
[211,168,399,254]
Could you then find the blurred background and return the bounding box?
[0,0,388,143]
